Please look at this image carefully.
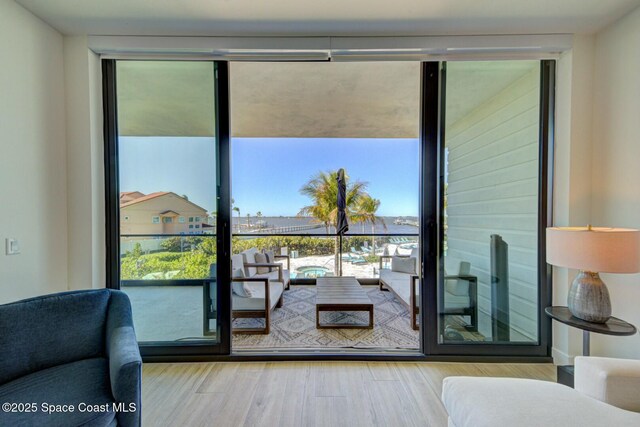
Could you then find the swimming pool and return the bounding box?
[291,266,331,279]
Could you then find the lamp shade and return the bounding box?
[547,227,640,273]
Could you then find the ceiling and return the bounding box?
[114,60,536,138]
[230,62,420,138]
[16,0,640,37]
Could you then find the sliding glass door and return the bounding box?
[103,60,231,355]
[102,57,552,360]
[424,60,554,357]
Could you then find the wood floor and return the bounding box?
[142,361,556,427]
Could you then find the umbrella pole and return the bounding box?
[339,234,342,276]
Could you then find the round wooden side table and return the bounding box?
[545,306,637,387]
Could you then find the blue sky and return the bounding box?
[119,137,419,216]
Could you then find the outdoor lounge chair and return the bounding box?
[230,248,289,334]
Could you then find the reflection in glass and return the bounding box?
[115,61,219,343]
[441,61,541,344]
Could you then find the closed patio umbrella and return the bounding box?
[337,169,349,275]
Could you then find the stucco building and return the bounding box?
[120,191,210,235]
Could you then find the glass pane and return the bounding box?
[441,61,540,344]
[229,62,421,350]
[116,61,219,343]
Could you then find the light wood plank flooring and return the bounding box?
[142,361,556,427]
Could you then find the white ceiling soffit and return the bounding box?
[16,0,640,36]
[89,34,572,60]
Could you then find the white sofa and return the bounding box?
[442,356,640,427]
[230,249,287,334]
[379,248,477,331]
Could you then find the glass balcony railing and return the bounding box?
[120,233,419,282]
[233,233,419,280]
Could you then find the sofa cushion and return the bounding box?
[241,248,260,277]
[232,268,253,297]
[442,376,640,427]
[232,281,284,311]
[0,358,116,427]
[231,253,244,271]
[0,289,110,384]
[254,269,290,286]
[254,252,269,274]
[264,250,275,263]
[380,270,419,307]
[391,256,416,274]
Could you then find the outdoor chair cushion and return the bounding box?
[380,270,418,307]
[263,250,275,263]
[232,281,284,311]
[0,358,116,427]
[391,256,416,274]
[443,292,470,309]
[444,262,471,296]
[254,252,270,274]
[253,270,290,287]
[232,268,253,297]
[241,248,260,276]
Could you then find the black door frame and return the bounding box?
[422,60,555,357]
[103,58,554,362]
[102,59,232,357]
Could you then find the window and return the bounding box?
[195,224,200,229]
[195,216,201,222]
[162,217,173,224]
[178,216,185,223]
[152,216,160,224]
[189,225,194,229]
[189,217,194,222]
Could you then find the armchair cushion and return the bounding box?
[0,358,116,427]
[575,356,640,412]
[0,290,110,385]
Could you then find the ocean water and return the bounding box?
[231,216,418,235]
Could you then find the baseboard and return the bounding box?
[552,346,574,366]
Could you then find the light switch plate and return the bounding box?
[6,238,20,255]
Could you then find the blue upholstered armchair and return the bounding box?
[0,289,142,426]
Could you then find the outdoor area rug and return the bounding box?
[233,285,483,350]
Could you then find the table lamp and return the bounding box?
[546,226,640,323]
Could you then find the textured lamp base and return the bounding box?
[568,271,611,323]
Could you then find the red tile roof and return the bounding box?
[120,192,170,207]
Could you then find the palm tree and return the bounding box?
[299,170,368,274]
[353,194,387,254]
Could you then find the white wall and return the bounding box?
[551,35,596,364]
[0,0,68,303]
[64,36,105,290]
[445,65,540,341]
[589,6,640,359]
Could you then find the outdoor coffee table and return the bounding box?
[315,276,374,329]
